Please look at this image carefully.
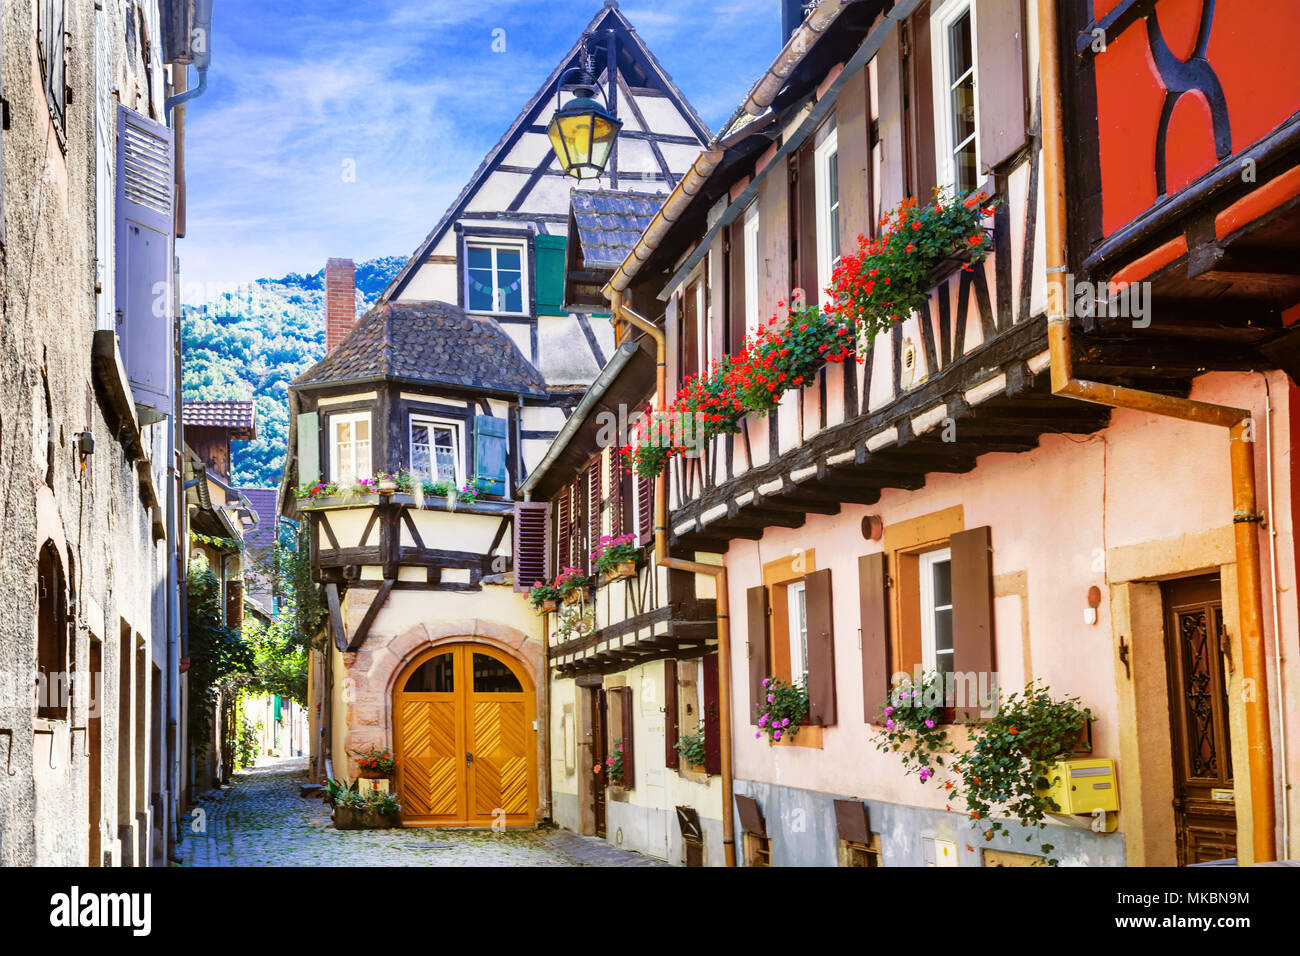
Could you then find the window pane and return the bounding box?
[473,653,522,693]
[497,249,522,272]
[934,608,954,656]
[355,440,371,478]
[467,246,493,270]
[468,267,495,312]
[404,653,455,692]
[355,419,369,441]
[828,150,841,263]
[336,420,352,443]
[949,11,973,81]
[932,559,952,608]
[411,443,432,480]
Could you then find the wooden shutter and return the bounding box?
[727,221,746,351]
[747,585,770,725]
[804,568,837,726]
[796,141,819,298]
[571,478,585,572]
[513,501,550,593]
[587,461,602,567]
[681,281,700,381]
[975,0,1028,171]
[664,659,679,770]
[702,653,721,775]
[297,411,320,485]
[907,6,938,202]
[556,489,572,571]
[472,415,508,496]
[619,687,635,789]
[534,234,568,316]
[607,450,622,537]
[637,475,653,545]
[859,552,891,723]
[115,103,175,417]
[950,525,994,721]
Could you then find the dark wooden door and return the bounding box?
[88,638,102,866]
[1163,576,1236,865]
[590,688,607,838]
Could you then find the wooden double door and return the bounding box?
[1163,577,1237,865]
[394,645,536,827]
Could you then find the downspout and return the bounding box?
[611,294,737,868]
[1037,0,1277,861]
[165,66,208,121]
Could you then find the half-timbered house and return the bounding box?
[280,3,711,830]
[595,0,1300,867]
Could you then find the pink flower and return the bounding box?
[885,720,894,730]
[767,694,774,703]
[884,706,894,716]
[925,719,935,729]
[918,767,933,782]
[773,730,782,741]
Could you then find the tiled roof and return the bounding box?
[293,300,547,397]
[183,400,257,440]
[239,488,279,555]
[570,188,666,270]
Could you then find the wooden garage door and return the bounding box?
[394,645,536,827]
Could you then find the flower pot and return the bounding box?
[603,560,636,583]
[356,768,387,780]
[377,478,398,495]
[562,587,588,605]
[538,599,558,613]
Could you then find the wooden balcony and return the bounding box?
[549,597,717,678]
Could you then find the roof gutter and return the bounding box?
[289,374,547,401]
[517,340,641,500]
[741,0,850,118]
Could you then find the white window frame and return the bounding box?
[814,128,841,307]
[919,547,954,676]
[693,271,709,375]
[787,579,809,688]
[328,411,372,484]
[743,202,760,340]
[409,415,463,487]
[464,240,529,315]
[931,0,981,195]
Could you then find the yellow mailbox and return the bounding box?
[1038,758,1118,815]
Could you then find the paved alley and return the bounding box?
[178,758,666,867]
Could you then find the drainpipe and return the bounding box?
[165,67,208,121]
[610,293,737,868]
[1037,0,1277,862]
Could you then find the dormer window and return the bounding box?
[411,416,463,485]
[329,411,372,485]
[466,242,527,315]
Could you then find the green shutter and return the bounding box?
[297,411,320,485]
[473,415,509,497]
[534,234,568,316]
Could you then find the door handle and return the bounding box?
[466,751,474,767]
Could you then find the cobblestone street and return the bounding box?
[178,758,666,867]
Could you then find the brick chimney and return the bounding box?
[325,258,356,352]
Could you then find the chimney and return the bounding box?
[325,258,356,352]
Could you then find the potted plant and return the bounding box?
[605,739,626,787]
[528,581,560,614]
[593,533,638,583]
[755,676,809,743]
[674,725,708,773]
[555,567,591,605]
[375,472,400,495]
[356,747,397,779]
[327,777,402,829]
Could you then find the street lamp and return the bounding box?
[546,36,622,180]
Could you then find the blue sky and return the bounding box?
[179,0,780,300]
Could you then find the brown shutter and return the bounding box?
[836,66,872,258]
[512,501,551,592]
[556,490,571,571]
[796,140,819,298]
[803,568,836,726]
[702,653,721,775]
[728,220,746,351]
[637,475,653,544]
[859,552,891,723]
[664,659,679,770]
[907,6,937,201]
[975,0,1028,171]
[587,462,602,571]
[747,585,770,726]
[950,525,994,722]
[619,687,635,788]
[607,450,621,537]
[681,281,700,381]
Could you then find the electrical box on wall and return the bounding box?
[1039,758,1119,815]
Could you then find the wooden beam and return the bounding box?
[346,578,393,652]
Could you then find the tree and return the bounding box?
[186,560,255,754]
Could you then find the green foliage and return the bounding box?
[186,561,255,753]
[235,713,261,770]
[873,672,951,781]
[605,738,626,785]
[755,676,808,743]
[674,726,707,767]
[955,682,1093,864]
[181,256,403,488]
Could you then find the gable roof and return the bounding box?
[238,487,279,555]
[183,400,257,440]
[292,300,547,398]
[379,2,711,304]
[569,188,664,271]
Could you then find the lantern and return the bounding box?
[546,37,622,180]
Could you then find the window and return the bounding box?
[36,542,68,720]
[815,129,841,304]
[919,548,954,680]
[786,579,809,688]
[743,203,760,339]
[410,416,461,485]
[933,0,979,195]
[39,0,67,145]
[329,412,371,484]
[466,242,526,314]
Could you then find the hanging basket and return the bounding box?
[562,587,589,605]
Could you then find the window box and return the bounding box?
[331,806,400,830]
[600,560,637,584]
[562,586,589,606]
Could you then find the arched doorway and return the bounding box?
[393,644,537,827]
